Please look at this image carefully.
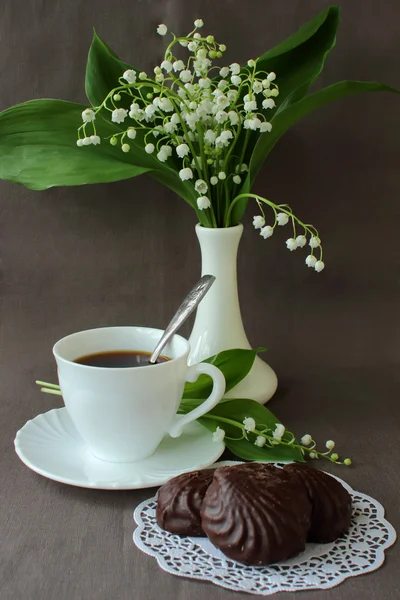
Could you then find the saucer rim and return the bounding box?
[14,407,225,490]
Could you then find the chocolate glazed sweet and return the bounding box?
[156,469,214,536]
[200,463,312,566]
[284,463,352,543]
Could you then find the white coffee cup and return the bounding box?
[53,326,226,463]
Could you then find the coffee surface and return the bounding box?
[74,350,170,368]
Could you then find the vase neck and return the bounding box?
[188,224,251,364]
[196,224,243,278]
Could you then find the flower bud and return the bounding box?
[296,235,307,248]
[157,24,167,36]
[276,212,289,226]
[252,215,265,230]
[255,436,266,448]
[306,255,317,268]
[301,434,312,446]
[260,226,273,239]
[286,238,298,251]
[309,236,321,248]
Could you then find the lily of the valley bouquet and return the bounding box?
[0,7,396,270]
[79,18,326,269]
[2,7,397,464]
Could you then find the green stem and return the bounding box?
[223,180,231,226]
[225,193,252,226]
[225,193,318,238]
[202,413,304,452]
[35,380,60,389]
[201,413,241,427]
[237,129,250,171]
[224,129,251,227]
[41,387,62,396]
[194,122,217,227]
[202,412,348,464]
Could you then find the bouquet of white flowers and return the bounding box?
[0,7,396,273]
[78,18,327,268]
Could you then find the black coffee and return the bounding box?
[74,350,170,368]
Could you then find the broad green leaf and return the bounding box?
[256,7,340,107]
[250,80,400,183]
[0,100,151,189]
[198,399,304,462]
[85,30,135,108]
[84,31,202,214]
[258,7,336,60]
[85,31,153,136]
[182,349,259,400]
[229,7,340,222]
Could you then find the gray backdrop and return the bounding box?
[1,1,399,599]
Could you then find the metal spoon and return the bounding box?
[149,274,215,364]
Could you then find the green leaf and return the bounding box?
[85,30,135,108]
[229,7,340,221]
[259,7,336,60]
[0,99,151,189]
[198,399,305,462]
[182,349,258,400]
[250,80,400,183]
[256,6,339,106]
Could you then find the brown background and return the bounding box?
[1,1,399,599]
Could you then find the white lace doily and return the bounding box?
[133,461,397,596]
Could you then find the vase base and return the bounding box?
[223,356,278,404]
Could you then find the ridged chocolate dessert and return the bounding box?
[284,463,352,543]
[156,469,214,536]
[200,463,312,565]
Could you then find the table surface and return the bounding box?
[1,0,400,599]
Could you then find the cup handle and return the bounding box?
[168,363,226,438]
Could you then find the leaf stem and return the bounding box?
[35,380,60,389]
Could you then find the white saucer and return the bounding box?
[14,408,225,490]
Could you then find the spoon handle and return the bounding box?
[149,274,215,364]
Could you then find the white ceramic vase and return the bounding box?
[188,224,278,404]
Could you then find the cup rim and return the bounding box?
[52,326,190,372]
